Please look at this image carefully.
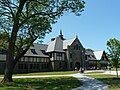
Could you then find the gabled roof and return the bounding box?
[85,50,94,55]
[63,37,76,49]
[24,48,49,57]
[33,43,48,51]
[85,50,96,61]
[46,37,64,52]
[93,51,104,60]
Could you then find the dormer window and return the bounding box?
[31,49,37,54]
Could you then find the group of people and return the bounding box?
[74,67,84,73]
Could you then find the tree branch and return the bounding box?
[13,36,37,65]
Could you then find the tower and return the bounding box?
[59,30,65,40]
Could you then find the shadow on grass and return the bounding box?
[96,77,120,89]
[0,77,82,90]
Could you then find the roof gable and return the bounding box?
[25,48,49,57]
[93,51,104,60]
[63,37,76,49]
[33,43,48,51]
[46,37,64,52]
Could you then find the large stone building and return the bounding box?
[0,32,85,73]
[0,32,109,73]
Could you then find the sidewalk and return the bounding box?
[104,71,120,75]
[0,74,73,79]
[72,73,108,90]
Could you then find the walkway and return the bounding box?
[104,71,120,75]
[72,73,108,90]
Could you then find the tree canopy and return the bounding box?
[107,38,120,77]
[0,0,85,57]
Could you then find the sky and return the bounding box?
[43,0,120,51]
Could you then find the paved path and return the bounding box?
[0,74,73,79]
[104,71,120,75]
[72,73,108,90]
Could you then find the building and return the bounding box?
[85,50,109,70]
[0,31,85,73]
[0,31,109,73]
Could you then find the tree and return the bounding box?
[0,0,85,83]
[107,38,120,78]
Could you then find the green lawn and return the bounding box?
[0,77,81,90]
[12,71,78,76]
[86,73,120,90]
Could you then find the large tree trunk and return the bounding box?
[1,61,14,83]
[1,1,27,83]
[1,37,37,83]
[1,41,16,83]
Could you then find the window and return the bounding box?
[46,63,49,68]
[56,53,62,60]
[24,64,28,69]
[30,64,33,69]
[31,49,37,54]
[65,62,67,68]
[18,64,21,69]
[33,64,36,69]
[41,50,46,54]
[56,53,62,57]
[36,64,39,69]
[27,57,30,62]
[59,62,62,68]
[36,58,39,62]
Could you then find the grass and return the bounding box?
[111,68,120,71]
[0,76,81,90]
[13,71,78,76]
[85,72,120,90]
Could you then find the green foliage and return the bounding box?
[107,38,120,67]
[107,38,120,78]
[0,77,81,90]
[0,32,8,50]
[0,0,85,56]
[0,0,85,82]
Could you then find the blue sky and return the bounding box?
[43,0,120,51]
